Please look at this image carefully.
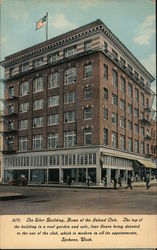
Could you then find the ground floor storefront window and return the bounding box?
[30,169,46,184]
[62,168,96,184]
[4,170,28,185]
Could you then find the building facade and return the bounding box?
[0,111,3,182]
[1,19,156,185]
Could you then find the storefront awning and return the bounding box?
[137,159,156,169]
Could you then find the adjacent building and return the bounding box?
[0,19,156,185]
[0,111,3,182]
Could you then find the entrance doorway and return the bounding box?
[48,169,59,183]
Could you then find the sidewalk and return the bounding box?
[0,192,24,201]
[28,179,157,189]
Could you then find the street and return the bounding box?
[0,185,157,215]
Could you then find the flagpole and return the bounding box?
[46,13,48,40]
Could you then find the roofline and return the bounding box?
[4,19,102,61]
[0,19,155,82]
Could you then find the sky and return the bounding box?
[0,0,156,108]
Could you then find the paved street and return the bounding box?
[0,185,157,215]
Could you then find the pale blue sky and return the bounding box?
[0,0,156,99]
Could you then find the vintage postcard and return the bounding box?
[0,0,156,249]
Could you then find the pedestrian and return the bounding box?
[118,175,122,187]
[127,175,132,190]
[113,176,117,189]
[66,175,70,186]
[135,174,138,182]
[145,174,150,190]
[103,175,107,187]
[87,176,91,186]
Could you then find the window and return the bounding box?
[104,88,108,100]
[140,142,145,154]
[135,124,139,134]
[20,81,29,96]
[104,64,108,80]
[135,88,139,102]
[112,94,118,105]
[19,119,28,130]
[112,132,118,148]
[128,120,133,131]
[128,83,133,98]
[20,102,29,113]
[48,114,59,126]
[146,98,149,108]
[65,67,76,84]
[19,137,28,151]
[8,120,14,130]
[33,117,43,128]
[120,77,126,93]
[141,127,145,136]
[104,41,108,52]
[84,128,92,145]
[9,86,14,97]
[8,104,14,114]
[48,133,59,148]
[33,99,43,110]
[112,49,118,60]
[48,52,59,63]
[120,135,125,150]
[120,57,126,67]
[64,91,76,103]
[128,138,133,152]
[64,131,76,147]
[134,108,139,118]
[48,95,59,107]
[84,64,92,78]
[128,104,133,115]
[104,108,108,120]
[64,111,76,123]
[33,58,44,68]
[48,72,59,89]
[84,107,92,120]
[146,143,149,155]
[64,46,76,57]
[146,129,150,137]
[33,77,43,93]
[140,112,144,119]
[134,140,139,153]
[84,40,92,51]
[8,138,14,150]
[104,128,108,145]
[33,135,43,149]
[141,93,145,106]
[120,117,125,128]
[128,64,133,73]
[140,77,144,84]
[84,87,92,99]
[112,113,117,125]
[120,99,125,111]
[112,70,118,87]
[9,67,15,77]
[134,71,139,80]
[20,63,29,72]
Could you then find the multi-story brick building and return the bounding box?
[150,118,157,168]
[0,111,3,182]
[0,19,156,185]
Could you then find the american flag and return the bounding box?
[36,15,47,30]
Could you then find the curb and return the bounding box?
[27,184,126,189]
[0,194,25,201]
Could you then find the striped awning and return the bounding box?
[137,159,156,169]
